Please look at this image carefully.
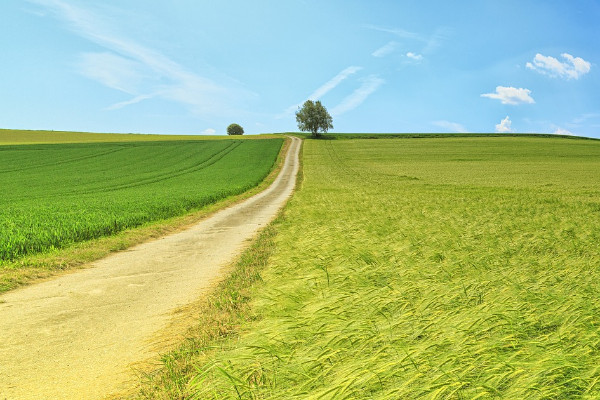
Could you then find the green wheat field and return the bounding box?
[180,136,600,399]
[0,138,282,262]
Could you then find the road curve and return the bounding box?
[0,136,301,400]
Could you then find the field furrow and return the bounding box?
[68,141,242,195]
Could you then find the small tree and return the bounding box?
[295,100,333,138]
[227,123,244,135]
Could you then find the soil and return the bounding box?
[0,136,301,400]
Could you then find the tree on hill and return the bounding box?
[295,100,333,138]
[227,123,244,135]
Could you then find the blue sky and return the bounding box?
[1,1,599,137]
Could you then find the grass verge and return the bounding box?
[131,221,279,399]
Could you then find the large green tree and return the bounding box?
[295,100,333,138]
[227,123,244,135]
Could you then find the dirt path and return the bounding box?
[0,136,301,400]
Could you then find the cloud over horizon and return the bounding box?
[481,86,535,105]
[527,53,591,80]
[495,116,514,133]
[554,127,574,136]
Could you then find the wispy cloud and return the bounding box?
[495,116,514,133]
[481,86,535,105]
[29,0,250,115]
[433,120,469,133]
[308,66,363,101]
[366,24,450,55]
[77,52,145,94]
[526,53,591,80]
[279,66,362,117]
[106,93,158,110]
[330,76,385,116]
[201,128,216,135]
[372,41,397,58]
[365,25,422,40]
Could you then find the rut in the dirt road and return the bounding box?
[0,136,301,400]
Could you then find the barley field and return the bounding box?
[188,136,600,399]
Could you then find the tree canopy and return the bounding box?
[227,123,244,135]
[295,100,333,137]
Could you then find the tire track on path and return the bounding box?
[0,136,301,400]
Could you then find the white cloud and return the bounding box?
[406,52,423,61]
[331,76,385,116]
[372,41,397,57]
[526,53,591,80]
[279,66,362,117]
[553,127,574,136]
[30,0,251,116]
[201,128,216,135]
[481,86,535,105]
[432,120,469,133]
[495,116,514,133]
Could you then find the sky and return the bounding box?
[1,0,599,138]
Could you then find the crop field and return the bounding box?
[180,137,600,399]
[0,128,277,145]
[0,139,282,262]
